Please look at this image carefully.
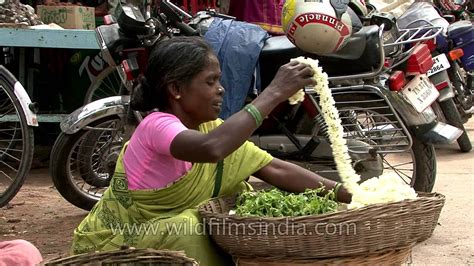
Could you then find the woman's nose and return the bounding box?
[218,85,225,95]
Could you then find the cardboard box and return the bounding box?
[36,5,95,30]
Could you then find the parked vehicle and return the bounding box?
[50,1,460,210]
[0,65,38,207]
[396,1,473,152]
[433,0,473,22]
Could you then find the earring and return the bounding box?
[175,95,181,99]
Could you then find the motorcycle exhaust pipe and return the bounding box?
[414,120,464,144]
[387,92,463,144]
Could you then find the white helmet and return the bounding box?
[282,0,354,55]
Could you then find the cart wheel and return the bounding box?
[0,66,34,207]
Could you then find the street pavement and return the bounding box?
[411,119,474,264]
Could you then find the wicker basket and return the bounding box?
[235,246,412,266]
[198,192,445,259]
[44,248,198,265]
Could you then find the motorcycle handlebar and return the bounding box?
[159,0,199,36]
[175,21,199,36]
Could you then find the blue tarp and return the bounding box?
[204,18,269,119]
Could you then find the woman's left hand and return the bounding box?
[254,158,352,203]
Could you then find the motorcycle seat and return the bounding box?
[259,25,381,85]
[260,35,302,58]
[447,20,472,39]
[315,25,381,76]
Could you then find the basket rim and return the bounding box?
[44,248,198,265]
[233,243,415,261]
[198,192,445,222]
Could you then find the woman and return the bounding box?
[0,239,43,265]
[71,36,351,265]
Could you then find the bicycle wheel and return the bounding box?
[0,67,34,207]
[83,66,123,104]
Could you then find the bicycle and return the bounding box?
[0,64,38,207]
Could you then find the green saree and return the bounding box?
[71,119,273,265]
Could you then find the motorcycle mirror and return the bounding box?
[116,2,148,36]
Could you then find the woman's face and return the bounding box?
[179,53,224,124]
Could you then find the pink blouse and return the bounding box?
[123,112,192,190]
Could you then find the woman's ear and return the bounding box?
[167,82,182,100]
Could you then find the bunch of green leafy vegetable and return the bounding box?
[234,187,339,217]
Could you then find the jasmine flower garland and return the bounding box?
[289,56,417,209]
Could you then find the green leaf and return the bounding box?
[235,188,339,217]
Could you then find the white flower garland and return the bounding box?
[289,56,417,208]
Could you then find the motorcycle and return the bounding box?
[433,0,473,22]
[395,1,473,152]
[50,1,460,210]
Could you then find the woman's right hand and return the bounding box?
[265,60,317,102]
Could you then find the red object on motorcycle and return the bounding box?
[121,59,138,81]
[389,70,406,92]
[103,15,116,25]
[301,95,317,118]
[448,48,464,61]
[423,39,437,52]
[121,48,149,74]
[406,44,434,76]
[434,81,450,91]
[437,0,466,12]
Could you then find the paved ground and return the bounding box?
[411,119,474,264]
[0,120,473,264]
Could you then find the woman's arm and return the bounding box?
[170,89,281,163]
[171,61,315,163]
[253,158,352,203]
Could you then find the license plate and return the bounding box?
[401,74,440,113]
[426,54,451,77]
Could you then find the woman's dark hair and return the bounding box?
[130,36,214,111]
